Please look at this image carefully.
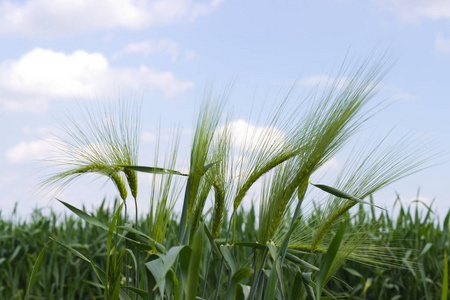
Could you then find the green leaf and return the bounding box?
[285,253,320,271]
[178,178,191,243]
[204,224,222,256]
[225,268,253,300]
[119,289,132,300]
[441,249,448,300]
[316,221,347,299]
[419,243,433,257]
[106,203,123,297]
[57,199,109,230]
[186,223,204,300]
[309,182,385,210]
[25,242,48,300]
[220,245,237,275]
[121,286,149,298]
[145,256,165,296]
[291,270,316,300]
[153,245,190,291]
[118,225,167,253]
[89,257,106,285]
[301,272,316,300]
[265,242,282,300]
[344,267,363,278]
[234,241,267,250]
[203,161,219,173]
[119,165,188,176]
[236,284,251,300]
[50,237,90,263]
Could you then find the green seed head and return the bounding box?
[124,168,138,199]
[110,172,127,201]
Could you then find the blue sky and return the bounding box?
[0,0,449,218]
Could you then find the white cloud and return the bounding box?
[313,157,340,178]
[221,120,286,152]
[0,0,223,36]
[113,39,196,62]
[22,126,52,136]
[374,0,450,22]
[141,131,157,143]
[5,139,52,163]
[435,34,450,53]
[0,48,194,111]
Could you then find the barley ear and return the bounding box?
[268,176,309,238]
[124,168,138,199]
[110,172,128,201]
[211,179,225,238]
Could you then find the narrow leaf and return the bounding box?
[120,165,188,176]
[309,182,385,210]
[25,242,48,300]
[186,223,204,300]
[220,245,237,275]
[316,222,347,299]
[225,268,253,300]
[441,249,448,300]
[57,199,109,230]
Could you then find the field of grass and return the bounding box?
[0,199,448,299]
[1,56,449,299]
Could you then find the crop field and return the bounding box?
[0,199,448,299]
[0,57,449,300]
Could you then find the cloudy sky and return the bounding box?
[0,0,449,218]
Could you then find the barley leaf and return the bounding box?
[309,182,385,210]
[186,223,204,300]
[145,256,165,296]
[119,165,188,176]
[316,221,347,299]
[57,199,109,231]
[118,225,166,253]
[121,286,149,298]
[50,237,90,263]
[441,249,448,300]
[220,245,237,275]
[25,242,48,300]
[225,268,253,300]
[153,245,190,290]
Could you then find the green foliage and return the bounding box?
[1,198,449,299]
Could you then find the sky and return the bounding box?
[0,0,449,220]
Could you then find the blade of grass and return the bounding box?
[25,242,48,300]
[442,249,448,300]
[316,221,347,299]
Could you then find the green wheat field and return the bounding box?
[1,57,448,299]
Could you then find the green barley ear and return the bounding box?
[211,179,225,238]
[38,98,141,202]
[309,133,433,251]
[123,168,138,199]
[110,171,128,201]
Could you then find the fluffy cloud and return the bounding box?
[5,139,51,163]
[0,0,223,36]
[221,120,286,152]
[0,48,194,111]
[141,131,157,143]
[374,0,450,21]
[435,34,450,54]
[113,39,197,61]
